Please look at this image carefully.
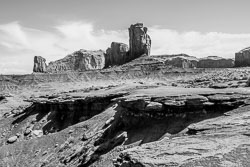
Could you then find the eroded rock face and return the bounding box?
[129,23,151,60]
[235,47,250,67]
[197,56,234,68]
[33,56,47,73]
[47,49,105,73]
[105,42,129,67]
[163,54,198,68]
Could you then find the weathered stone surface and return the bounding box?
[185,95,208,106]
[116,104,250,167]
[197,56,234,68]
[47,49,105,73]
[33,56,47,73]
[163,54,198,68]
[209,83,228,89]
[32,130,43,137]
[129,23,151,60]
[235,47,250,67]
[105,42,129,67]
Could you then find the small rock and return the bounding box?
[42,151,47,155]
[171,83,177,87]
[24,128,32,136]
[31,118,37,124]
[32,130,43,137]
[7,136,18,143]
[16,133,21,137]
[105,117,114,126]
[209,83,228,89]
[145,102,163,112]
[69,129,74,134]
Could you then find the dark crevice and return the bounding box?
[11,94,124,135]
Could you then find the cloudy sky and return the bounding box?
[1,0,250,74]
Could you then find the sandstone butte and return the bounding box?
[1,23,250,167]
[33,23,250,73]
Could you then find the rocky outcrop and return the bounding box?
[129,23,151,60]
[163,54,198,68]
[235,47,250,67]
[197,56,234,68]
[33,56,47,73]
[105,42,129,67]
[47,49,105,73]
[31,23,152,73]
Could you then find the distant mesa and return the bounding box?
[46,49,105,73]
[197,56,234,68]
[33,23,250,73]
[162,54,198,68]
[235,47,250,67]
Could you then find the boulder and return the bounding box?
[197,56,234,68]
[105,42,129,67]
[24,128,32,136]
[47,49,105,73]
[7,136,17,143]
[33,56,47,73]
[145,102,163,112]
[235,47,250,67]
[128,23,151,60]
[32,130,43,137]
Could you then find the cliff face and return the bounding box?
[197,56,234,68]
[46,50,105,73]
[129,23,151,60]
[235,47,250,67]
[33,56,47,73]
[105,42,129,67]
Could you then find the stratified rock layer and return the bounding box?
[33,56,47,73]
[235,47,250,67]
[197,56,234,68]
[105,42,129,67]
[47,49,105,73]
[129,23,151,60]
[163,54,198,68]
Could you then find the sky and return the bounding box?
[1,0,250,74]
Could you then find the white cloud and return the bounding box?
[0,21,250,74]
[149,27,250,57]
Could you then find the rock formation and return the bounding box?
[163,54,198,68]
[105,42,129,67]
[197,56,234,68]
[129,23,151,60]
[235,47,250,67]
[46,49,105,73]
[33,56,47,73]
[32,23,152,73]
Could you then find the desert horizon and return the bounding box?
[1,1,250,167]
